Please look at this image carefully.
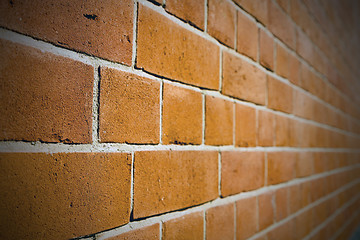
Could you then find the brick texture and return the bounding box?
[166,0,205,29]
[258,110,275,146]
[236,197,258,240]
[267,76,293,113]
[268,152,296,185]
[237,11,258,60]
[206,204,235,240]
[235,104,257,147]
[162,212,204,240]
[107,224,159,240]
[260,29,274,70]
[258,192,275,230]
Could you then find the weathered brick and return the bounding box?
[107,224,159,240]
[206,204,235,240]
[99,68,160,144]
[208,0,236,47]
[296,152,314,178]
[166,0,205,29]
[267,76,293,113]
[0,39,93,143]
[222,51,267,105]
[275,114,291,146]
[235,104,257,147]
[237,11,258,60]
[221,152,264,196]
[205,96,234,145]
[258,110,275,146]
[162,83,202,145]
[259,29,274,70]
[267,152,296,185]
[133,151,218,218]
[163,212,203,240]
[137,4,219,89]
[258,192,274,230]
[236,197,257,240]
[0,152,131,240]
[233,0,268,26]
[275,44,290,78]
[275,188,289,221]
[0,0,133,64]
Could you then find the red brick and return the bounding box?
[237,11,258,60]
[258,192,274,230]
[289,184,301,214]
[267,76,293,113]
[133,151,218,218]
[313,152,328,174]
[221,152,264,196]
[233,0,269,25]
[267,220,296,240]
[206,204,235,240]
[275,44,290,78]
[300,65,325,100]
[99,68,160,144]
[163,212,203,240]
[162,83,202,145]
[294,210,313,239]
[166,0,205,29]
[275,115,291,146]
[299,181,311,208]
[236,197,257,240]
[275,188,289,221]
[235,104,257,147]
[222,51,267,105]
[296,152,314,178]
[0,0,133,64]
[208,0,236,47]
[260,29,274,70]
[205,96,234,145]
[107,224,159,240]
[0,152,131,240]
[137,4,219,89]
[258,110,275,146]
[276,0,289,12]
[288,53,301,85]
[296,29,314,65]
[267,152,296,185]
[0,39,93,143]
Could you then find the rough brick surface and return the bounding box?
[275,44,290,78]
[99,68,160,144]
[258,110,275,146]
[267,76,293,113]
[237,11,258,60]
[236,197,258,240]
[0,152,131,240]
[166,0,205,29]
[0,0,134,64]
[163,212,203,240]
[260,29,274,70]
[206,204,235,240]
[137,4,219,89]
[107,224,159,240]
[275,115,291,146]
[258,192,275,230]
[133,151,218,218]
[234,0,268,25]
[221,151,264,196]
[275,188,289,221]
[268,152,296,185]
[0,39,93,143]
[235,104,257,147]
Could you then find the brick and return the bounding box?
[137,4,219,89]
[133,151,218,218]
[275,188,289,221]
[289,184,301,214]
[237,11,258,60]
[299,181,311,208]
[0,152,131,240]
[222,51,267,105]
[288,53,301,85]
[233,0,268,26]
[313,152,328,174]
[163,212,203,240]
[267,76,293,113]
[207,0,236,47]
[235,104,256,147]
[275,115,291,146]
[162,83,202,145]
[0,39,93,143]
[205,96,234,145]
[206,204,235,240]
[166,0,205,29]
[0,0,133,64]
[99,68,160,144]
[276,0,289,12]
[296,29,314,65]
[107,224,159,240]
[275,44,290,78]
[296,152,314,178]
[258,192,274,230]
[236,197,257,240]
[258,110,275,146]
[267,220,295,240]
[259,29,274,70]
[267,152,296,185]
[294,210,312,239]
[221,152,264,196]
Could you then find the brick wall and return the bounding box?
[0,0,359,239]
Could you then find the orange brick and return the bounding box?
[275,188,289,221]
[0,152,131,240]
[237,11,258,60]
[296,152,314,178]
[267,76,293,113]
[294,210,312,239]
[313,152,328,174]
[236,197,257,240]
[296,29,314,65]
[166,0,205,29]
[267,152,296,185]
[222,51,267,105]
[133,151,218,218]
[258,192,274,230]
[276,0,289,12]
[99,68,160,144]
[233,0,268,25]
[207,0,236,47]
[205,96,233,145]
[299,181,311,208]
[206,204,235,240]
[235,104,257,147]
[163,212,203,240]
[289,184,301,214]
[162,83,202,145]
[107,224,159,240]
[258,110,275,146]
[275,44,290,78]
[137,4,219,89]
[221,152,264,196]
[260,29,274,70]
[267,220,295,240]
[275,115,291,146]
[288,53,301,85]
[0,39,93,143]
[0,0,133,64]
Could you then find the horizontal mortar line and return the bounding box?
[330,205,360,240]
[88,166,360,240]
[1,141,360,153]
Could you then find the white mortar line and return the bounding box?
[159,80,164,144]
[218,152,222,196]
[233,103,236,146]
[159,221,163,240]
[130,152,135,218]
[233,202,237,240]
[131,0,138,68]
[202,94,206,145]
[203,211,206,240]
[92,65,100,144]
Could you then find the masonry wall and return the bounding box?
[0,0,360,239]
